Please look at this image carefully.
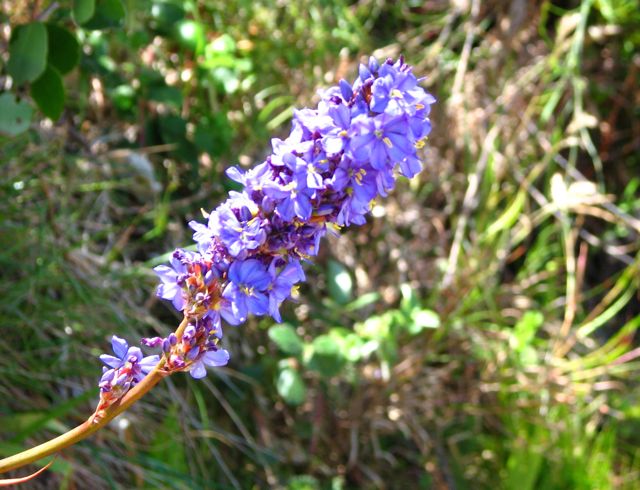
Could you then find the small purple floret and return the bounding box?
[98,336,159,393]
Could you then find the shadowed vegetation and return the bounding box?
[1,0,639,488]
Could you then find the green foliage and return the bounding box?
[276,363,307,406]
[326,259,353,305]
[46,24,81,75]
[31,65,65,120]
[0,93,33,136]
[73,0,97,24]
[2,0,640,488]
[82,0,127,30]
[174,20,206,54]
[8,22,48,85]
[268,324,304,356]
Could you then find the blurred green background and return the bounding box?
[1,0,639,488]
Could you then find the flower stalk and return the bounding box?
[0,316,189,475]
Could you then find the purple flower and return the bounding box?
[351,114,415,170]
[154,250,190,311]
[216,193,266,258]
[99,336,159,392]
[268,259,305,322]
[189,348,230,379]
[263,176,315,222]
[321,104,353,155]
[222,259,271,323]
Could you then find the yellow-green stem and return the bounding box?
[0,316,189,475]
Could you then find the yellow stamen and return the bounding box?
[383,137,393,148]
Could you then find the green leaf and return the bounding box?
[193,113,232,156]
[276,366,306,406]
[485,190,526,238]
[305,335,345,378]
[400,283,420,314]
[148,84,183,109]
[150,1,185,31]
[511,311,544,352]
[207,33,236,55]
[355,314,391,341]
[83,0,126,30]
[8,22,48,85]
[0,93,33,136]
[268,324,304,356]
[327,260,353,305]
[174,20,206,53]
[31,65,65,120]
[46,24,80,75]
[287,475,320,490]
[344,291,380,312]
[73,0,96,24]
[408,309,440,334]
[158,114,187,142]
[328,328,364,362]
[111,84,136,111]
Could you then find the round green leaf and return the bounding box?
[268,324,304,356]
[409,309,440,334]
[327,260,353,305]
[306,335,345,378]
[73,0,96,24]
[46,24,80,75]
[150,1,185,31]
[174,20,206,53]
[111,84,136,111]
[83,0,126,30]
[8,22,48,85]
[0,93,33,136]
[31,65,65,120]
[276,367,306,406]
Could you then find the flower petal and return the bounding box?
[189,360,207,379]
[139,355,160,374]
[100,354,122,369]
[203,349,230,367]
[111,336,128,359]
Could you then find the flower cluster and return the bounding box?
[142,316,229,379]
[94,336,159,420]
[96,55,434,410]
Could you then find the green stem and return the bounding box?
[0,316,189,475]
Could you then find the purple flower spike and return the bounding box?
[143,54,435,388]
